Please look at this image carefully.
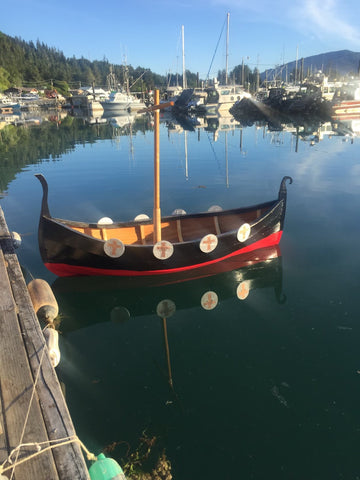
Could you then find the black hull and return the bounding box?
[36,175,292,277]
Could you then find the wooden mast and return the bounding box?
[162,317,173,387]
[138,94,173,244]
[153,89,161,243]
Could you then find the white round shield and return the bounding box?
[111,306,131,323]
[236,280,250,300]
[104,238,125,258]
[201,291,218,310]
[208,205,223,212]
[156,299,176,318]
[199,233,218,253]
[153,240,174,260]
[237,223,251,243]
[97,217,113,226]
[172,208,187,215]
[134,213,150,221]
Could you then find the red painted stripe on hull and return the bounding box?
[45,231,283,277]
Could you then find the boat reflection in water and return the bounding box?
[52,244,285,334]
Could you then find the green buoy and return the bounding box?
[89,453,126,480]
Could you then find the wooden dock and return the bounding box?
[0,205,90,479]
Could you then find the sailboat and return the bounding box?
[195,13,251,116]
[100,64,146,112]
[35,91,292,278]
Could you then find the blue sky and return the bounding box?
[2,0,360,78]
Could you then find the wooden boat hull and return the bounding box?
[36,175,292,278]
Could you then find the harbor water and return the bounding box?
[1,110,360,479]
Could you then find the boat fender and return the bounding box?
[27,278,59,323]
[43,327,60,368]
[97,217,113,226]
[89,453,126,480]
[11,231,22,249]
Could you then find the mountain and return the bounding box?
[262,50,360,82]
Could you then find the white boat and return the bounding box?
[0,96,22,111]
[101,90,145,112]
[196,80,252,115]
[332,81,360,121]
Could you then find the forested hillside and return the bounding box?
[0,31,195,93]
[1,31,359,95]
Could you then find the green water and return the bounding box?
[1,112,360,479]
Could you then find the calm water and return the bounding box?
[1,111,360,479]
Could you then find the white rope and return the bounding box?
[0,325,96,477]
[8,332,48,480]
[0,436,96,475]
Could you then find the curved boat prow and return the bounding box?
[35,174,51,217]
[278,176,293,201]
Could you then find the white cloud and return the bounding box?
[291,0,360,45]
[208,0,360,46]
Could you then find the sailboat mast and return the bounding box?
[182,25,187,89]
[225,12,230,85]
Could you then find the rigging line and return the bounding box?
[206,16,227,81]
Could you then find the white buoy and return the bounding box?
[27,279,59,323]
[11,231,21,249]
[43,328,60,367]
[97,217,113,226]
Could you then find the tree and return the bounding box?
[0,66,11,91]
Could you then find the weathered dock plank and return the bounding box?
[0,247,59,479]
[0,206,90,479]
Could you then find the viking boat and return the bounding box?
[35,90,292,279]
[35,174,291,278]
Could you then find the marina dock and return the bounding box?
[0,206,90,479]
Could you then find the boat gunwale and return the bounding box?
[43,197,281,247]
